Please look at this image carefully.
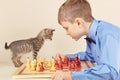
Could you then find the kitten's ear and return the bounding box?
[52,29,55,32]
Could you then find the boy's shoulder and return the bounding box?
[98,20,117,27]
[96,20,120,39]
[97,20,120,31]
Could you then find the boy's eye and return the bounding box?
[64,27,68,30]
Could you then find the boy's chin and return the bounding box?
[74,39,79,41]
[72,38,79,41]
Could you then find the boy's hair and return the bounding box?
[58,0,94,24]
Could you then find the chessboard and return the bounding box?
[12,58,94,79]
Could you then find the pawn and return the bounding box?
[47,60,52,69]
[40,62,44,72]
[50,65,56,72]
[58,60,63,70]
[30,59,36,71]
[50,58,56,71]
[58,57,63,70]
[36,62,40,71]
[43,58,47,68]
[63,56,69,67]
[69,61,75,71]
[55,59,59,70]
[75,56,81,71]
[26,57,31,70]
[57,56,63,70]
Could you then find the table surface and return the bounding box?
[0,61,95,80]
[0,62,51,80]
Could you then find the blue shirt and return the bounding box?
[68,19,120,80]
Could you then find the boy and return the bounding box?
[52,0,120,80]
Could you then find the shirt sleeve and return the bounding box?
[67,41,95,62]
[72,64,118,80]
[72,34,120,80]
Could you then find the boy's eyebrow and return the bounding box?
[62,26,66,29]
[63,25,67,28]
[63,26,66,29]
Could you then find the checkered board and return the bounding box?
[12,60,94,79]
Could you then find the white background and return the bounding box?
[0,0,120,80]
[0,0,120,64]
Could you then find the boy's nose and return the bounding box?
[66,31,70,35]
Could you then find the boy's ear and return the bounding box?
[74,18,82,26]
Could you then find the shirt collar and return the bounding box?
[88,19,99,41]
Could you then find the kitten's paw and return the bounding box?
[14,63,23,67]
[20,63,23,66]
[17,63,23,67]
[14,64,20,67]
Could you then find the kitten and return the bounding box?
[5,28,55,67]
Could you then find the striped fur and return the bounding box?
[5,28,55,67]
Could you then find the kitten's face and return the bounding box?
[38,28,55,40]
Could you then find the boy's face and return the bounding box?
[61,20,86,41]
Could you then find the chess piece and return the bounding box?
[30,59,37,71]
[47,60,52,69]
[40,62,44,72]
[26,57,31,70]
[63,56,69,67]
[57,56,63,70]
[43,58,47,68]
[36,62,40,71]
[50,58,56,71]
[58,60,63,70]
[75,56,81,71]
[69,61,75,71]
[55,59,59,70]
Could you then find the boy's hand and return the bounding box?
[51,71,72,80]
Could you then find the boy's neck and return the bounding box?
[84,20,93,36]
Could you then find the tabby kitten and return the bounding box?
[5,28,55,67]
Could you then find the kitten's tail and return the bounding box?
[5,42,9,49]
